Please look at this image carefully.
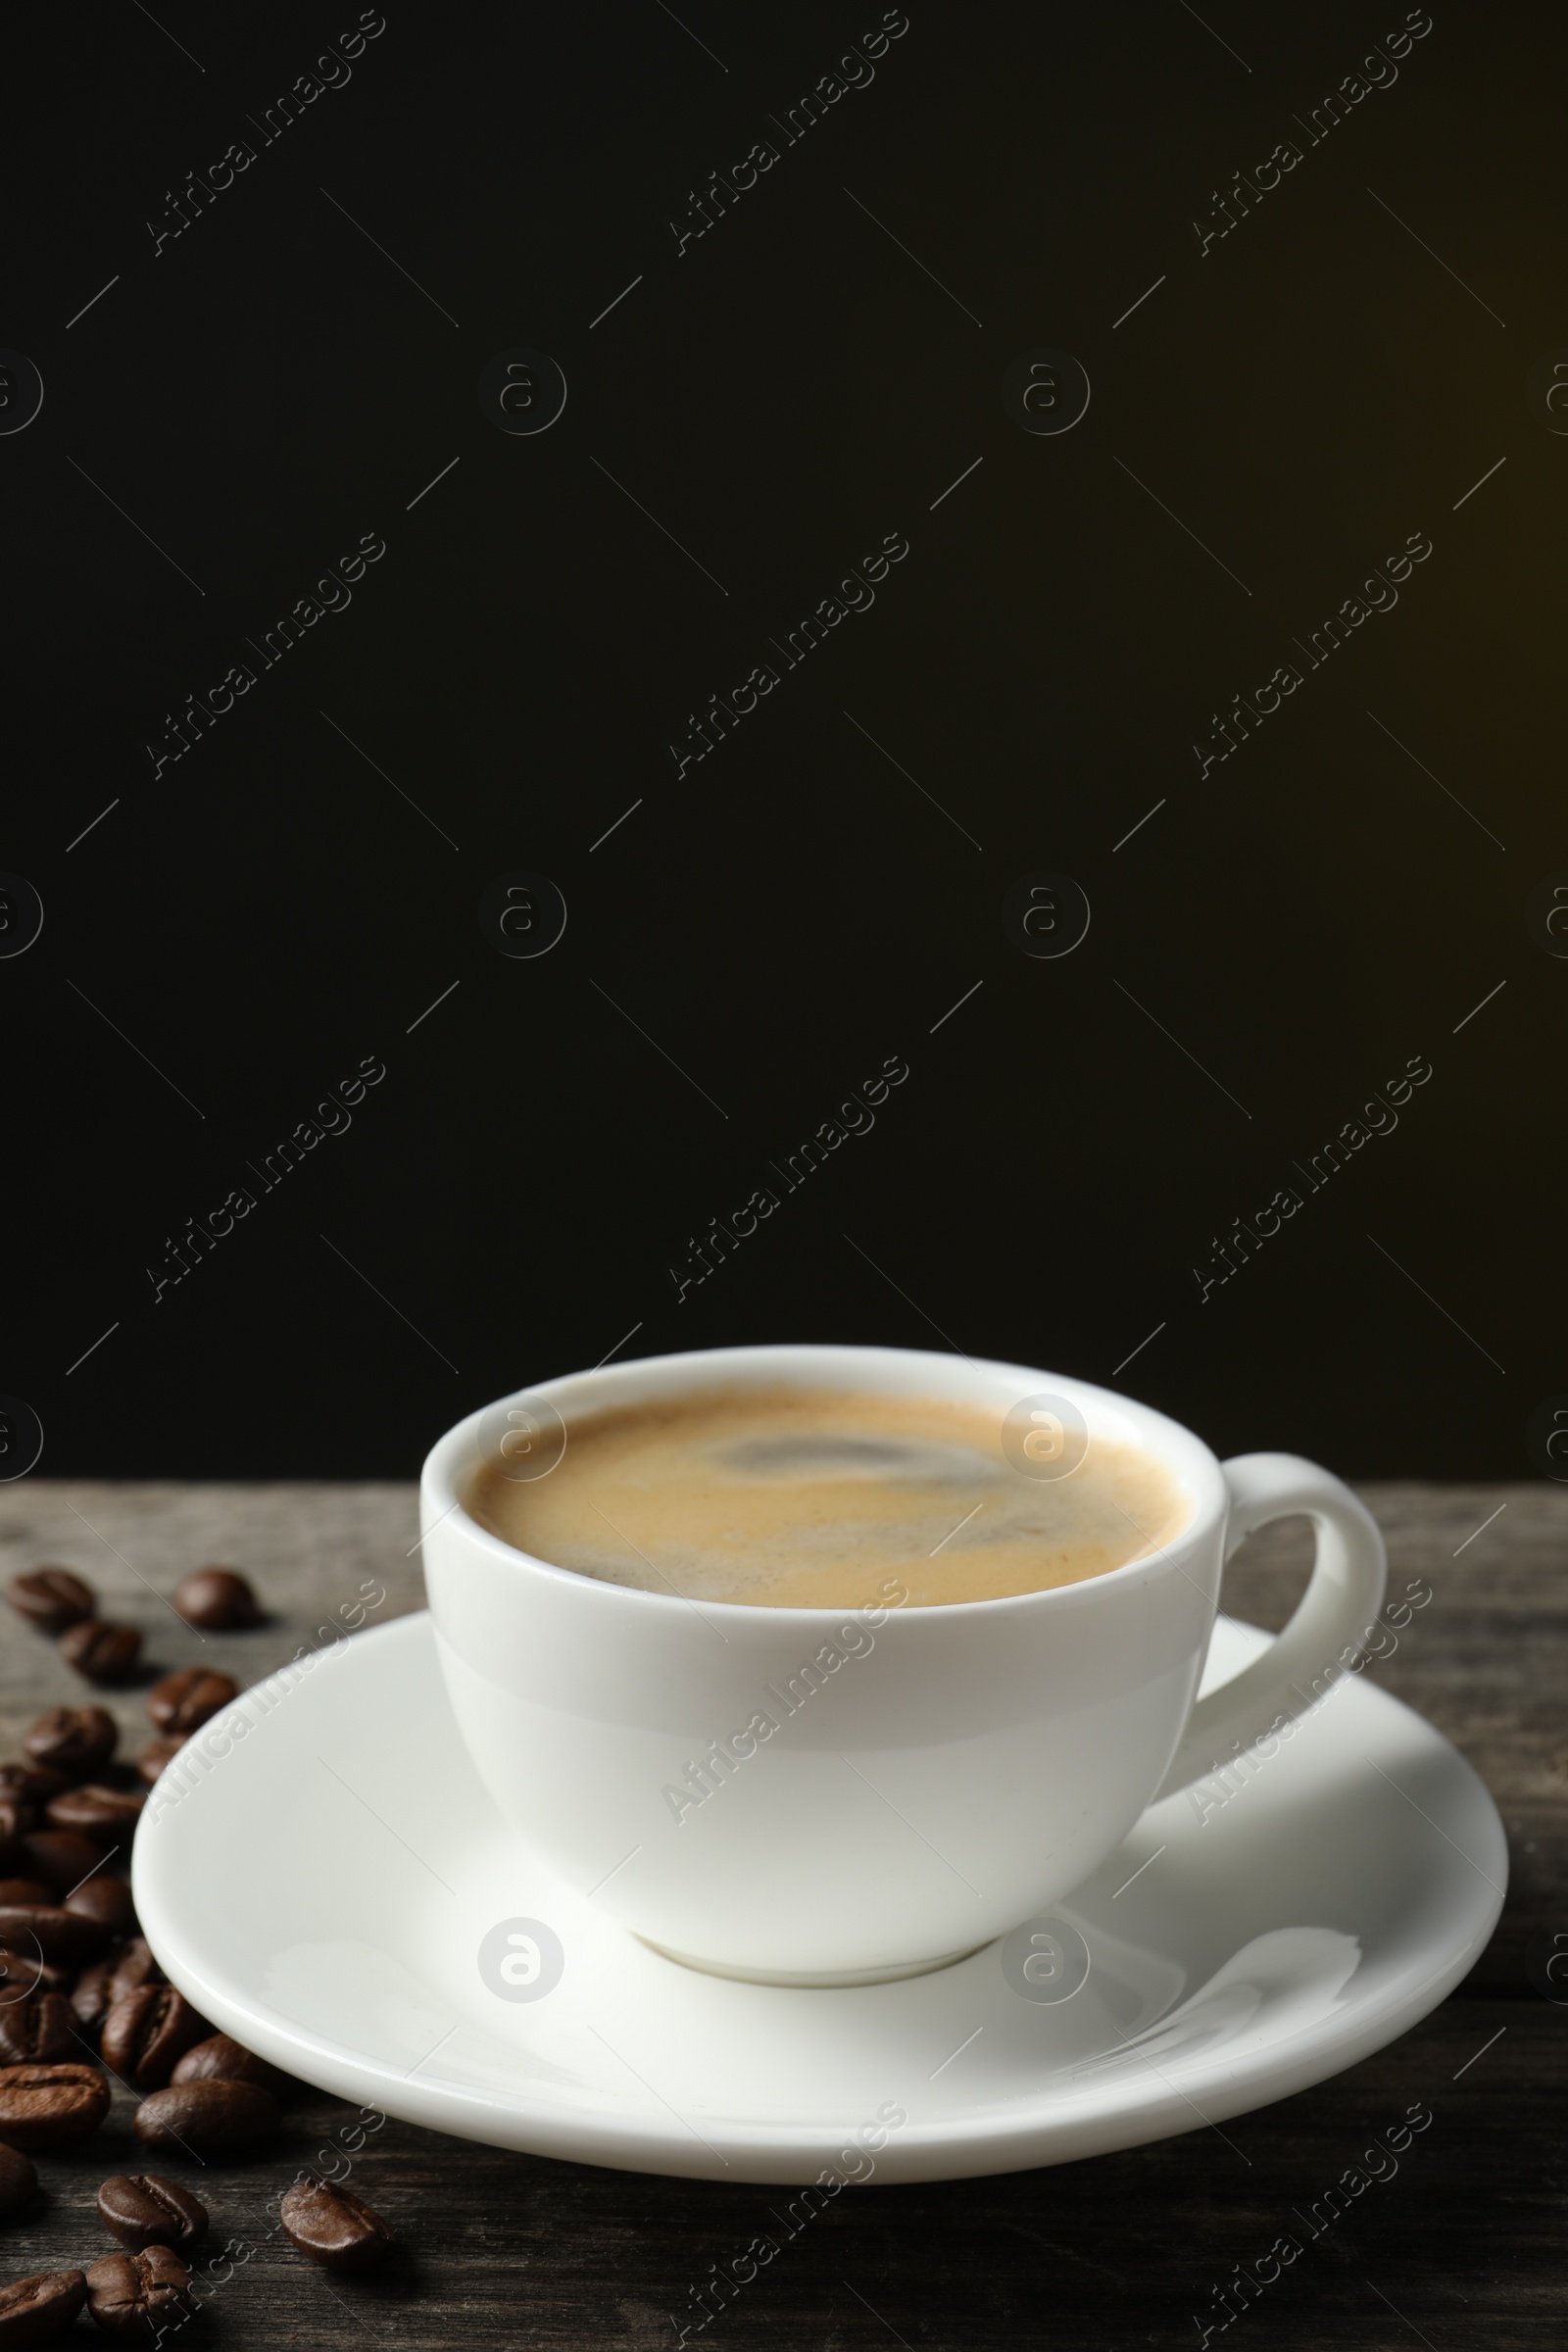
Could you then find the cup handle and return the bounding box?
[1152,1452,1388,1802]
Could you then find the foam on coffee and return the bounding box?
[468,1386,1190,1607]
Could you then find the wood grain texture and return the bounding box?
[0,1481,1562,2349]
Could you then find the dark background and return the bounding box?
[5,0,1563,1481]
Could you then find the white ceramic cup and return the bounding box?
[420,1344,1386,1985]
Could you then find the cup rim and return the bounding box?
[419,1342,1229,1621]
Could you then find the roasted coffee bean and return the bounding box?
[0,2268,85,2347]
[20,1830,105,1895]
[0,1882,53,1907]
[101,1987,211,2092]
[0,2140,37,2221]
[172,2034,283,2094]
[0,1992,74,2068]
[45,1785,145,1844]
[66,1877,138,1937]
[30,1997,76,2059]
[33,1961,75,1996]
[59,1621,142,1686]
[72,1957,115,2034]
[108,1940,165,2007]
[0,2061,110,2149]
[4,1566,96,1636]
[147,1668,238,1737]
[279,2176,396,2272]
[23,1705,117,1778]
[0,1902,106,1967]
[136,1736,184,1789]
[85,2246,196,2343]
[133,2077,278,2158]
[174,1566,259,1631]
[97,2172,208,2252]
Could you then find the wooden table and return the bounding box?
[1,1482,1562,2349]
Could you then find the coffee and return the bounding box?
[132,2078,280,2157]
[279,2178,398,2271]
[0,2061,112,2149]
[468,1385,1190,1607]
[97,2174,210,2253]
[85,2247,199,2340]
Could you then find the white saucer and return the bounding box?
[133,1611,1505,2185]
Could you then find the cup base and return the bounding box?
[633,1933,996,1988]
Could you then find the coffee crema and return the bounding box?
[467,1386,1190,1608]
